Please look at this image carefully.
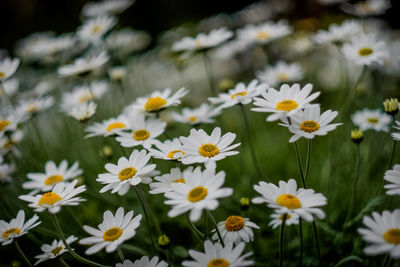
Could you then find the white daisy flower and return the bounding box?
[0,57,20,81]
[171,103,221,125]
[0,210,41,246]
[61,81,108,109]
[384,165,400,195]
[164,167,233,222]
[19,180,86,214]
[97,149,156,196]
[0,130,24,157]
[269,212,300,229]
[252,83,320,122]
[0,112,26,136]
[314,20,361,45]
[58,51,109,77]
[85,114,129,138]
[237,20,292,46]
[23,160,83,192]
[213,39,249,60]
[358,209,400,259]
[82,0,134,17]
[393,121,400,141]
[212,216,259,245]
[182,241,253,267]
[67,102,97,122]
[179,127,240,169]
[341,0,391,17]
[148,138,186,161]
[77,16,116,44]
[115,112,166,149]
[108,66,127,81]
[1,78,19,96]
[0,156,15,183]
[252,179,327,222]
[256,61,304,88]
[342,34,388,66]
[116,256,167,267]
[105,28,151,55]
[351,108,391,132]
[280,105,342,143]
[79,207,142,255]
[209,79,268,109]
[34,235,77,265]
[128,88,188,113]
[149,166,194,195]
[16,96,55,117]
[172,27,233,53]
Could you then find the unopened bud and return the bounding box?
[240,197,250,211]
[351,129,363,144]
[383,98,398,116]
[158,234,170,249]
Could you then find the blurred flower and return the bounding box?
[342,34,388,66]
[0,156,15,183]
[16,96,55,118]
[0,78,19,97]
[0,130,23,157]
[314,20,361,45]
[148,138,186,161]
[19,180,86,214]
[165,167,233,222]
[34,236,77,265]
[79,207,142,254]
[383,98,399,116]
[149,166,194,194]
[351,128,364,144]
[393,121,400,141]
[0,210,41,246]
[77,16,116,44]
[341,0,391,17]
[213,39,249,60]
[269,212,299,229]
[85,114,129,138]
[58,51,109,77]
[171,103,221,125]
[237,20,292,46]
[0,57,20,81]
[182,241,253,266]
[351,108,391,132]
[109,66,127,81]
[116,257,167,267]
[212,216,259,245]
[384,165,400,195]
[252,179,327,222]
[256,61,303,87]
[240,197,250,211]
[0,112,27,137]
[106,28,151,56]
[82,0,134,17]
[67,102,97,122]
[61,81,108,109]
[358,209,400,259]
[97,149,156,195]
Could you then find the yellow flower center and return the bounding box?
[26,104,38,113]
[118,167,137,181]
[276,100,298,111]
[167,150,185,159]
[187,186,208,202]
[51,246,63,256]
[188,116,197,123]
[91,25,102,34]
[300,120,320,133]
[276,194,301,209]
[230,91,247,99]
[39,192,62,206]
[278,73,289,82]
[358,47,373,56]
[0,119,10,131]
[199,144,219,157]
[195,39,202,47]
[225,216,245,231]
[0,72,5,78]
[2,227,21,238]
[78,92,94,103]
[133,129,150,141]
[383,228,400,244]
[107,122,126,132]
[173,178,185,183]
[103,227,123,242]
[44,175,63,186]
[256,31,270,40]
[207,258,229,267]
[367,117,379,124]
[144,97,167,111]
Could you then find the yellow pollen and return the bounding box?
[118,167,137,181]
[278,73,289,81]
[231,91,247,99]
[173,178,185,183]
[367,117,379,124]
[358,47,373,56]
[207,258,229,267]
[107,122,126,132]
[144,97,167,111]
[195,39,202,47]
[276,194,301,209]
[188,116,197,123]
[103,227,123,242]
[300,120,320,133]
[256,31,270,40]
[168,150,185,159]
[276,100,298,111]
[383,228,400,244]
[0,72,5,78]
[225,216,245,231]
[78,92,94,103]
[44,175,63,185]
[133,129,150,141]
[199,144,219,157]
[0,119,10,131]
[91,25,101,34]
[2,227,21,238]
[51,246,63,256]
[39,192,62,206]
[26,104,38,113]
[187,186,208,202]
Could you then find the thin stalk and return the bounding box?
[312,221,322,266]
[239,104,264,179]
[346,144,361,222]
[304,139,312,183]
[14,241,33,267]
[51,214,108,267]
[203,213,208,240]
[299,218,303,267]
[206,210,224,246]
[380,254,390,267]
[202,52,216,96]
[340,66,367,120]
[117,247,125,262]
[279,214,288,267]
[294,142,307,188]
[388,140,397,169]
[59,257,70,267]
[185,213,205,242]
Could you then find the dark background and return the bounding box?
[2,0,400,54]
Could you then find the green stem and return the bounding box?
[340,66,367,120]
[299,218,303,267]
[346,144,361,222]
[304,139,312,184]
[294,142,307,188]
[206,210,224,246]
[279,214,287,267]
[117,247,125,262]
[203,52,216,96]
[312,221,322,266]
[185,213,204,242]
[380,254,390,267]
[203,213,208,240]
[51,214,108,267]
[14,240,33,267]
[59,257,70,267]
[388,140,397,169]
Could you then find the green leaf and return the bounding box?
[333,255,363,267]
